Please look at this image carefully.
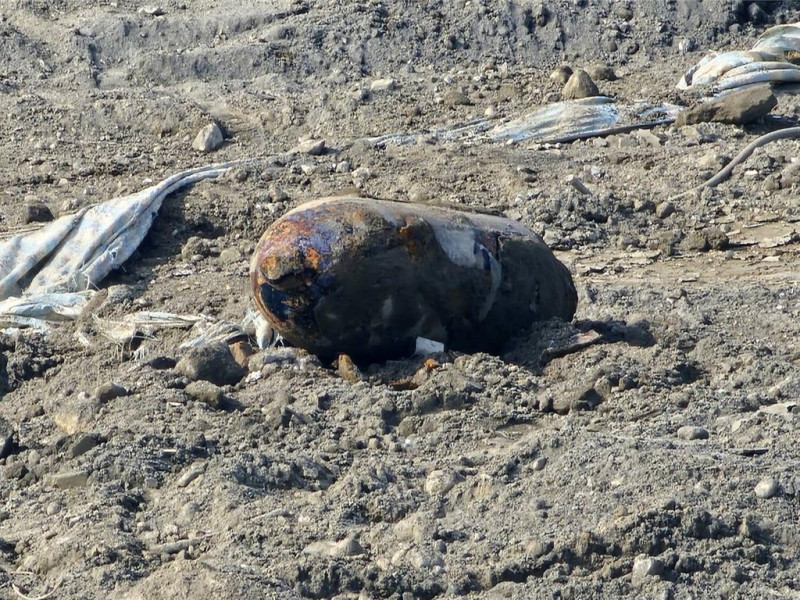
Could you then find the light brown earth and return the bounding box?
[2,1,800,598]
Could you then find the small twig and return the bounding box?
[10,576,63,600]
[672,126,800,201]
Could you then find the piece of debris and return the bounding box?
[291,138,326,155]
[184,381,224,408]
[176,341,246,385]
[678,23,800,92]
[562,69,600,100]
[95,382,129,403]
[192,123,224,153]
[586,63,617,82]
[0,160,251,329]
[566,175,591,195]
[335,354,364,383]
[675,85,777,127]
[23,202,54,224]
[370,78,396,92]
[251,198,577,362]
[549,65,573,85]
[414,337,445,356]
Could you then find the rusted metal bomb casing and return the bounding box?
[250,197,577,362]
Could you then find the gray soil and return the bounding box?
[2,0,800,598]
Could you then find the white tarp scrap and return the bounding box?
[0,160,248,330]
[679,22,800,92]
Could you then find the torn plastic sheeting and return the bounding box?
[678,22,800,92]
[0,160,249,329]
[487,97,680,144]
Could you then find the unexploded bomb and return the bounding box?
[250,197,577,362]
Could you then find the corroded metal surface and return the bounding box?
[251,197,577,361]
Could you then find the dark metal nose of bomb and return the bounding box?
[250,197,577,362]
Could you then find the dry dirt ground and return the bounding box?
[2,1,800,598]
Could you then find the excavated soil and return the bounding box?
[2,1,800,598]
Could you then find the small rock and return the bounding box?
[292,138,326,156]
[23,202,54,224]
[676,85,777,127]
[69,433,103,458]
[747,2,767,24]
[697,152,728,171]
[176,463,206,487]
[614,5,634,20]
[95,382,129,403]
[219,247,242,264]
[549,66,573,85]
[705,227,729,250]
[181,236,212,260]
[0,417,15,459]
[586,64,617,82]
[676,426,709,441]
[532,457,548,471]
[5,462,28,480]
[632,556,663,581]
[335,161,351,173]
[229,340,254,368]
[352,166,373,186]
[655,201,675,219]
[681,230,710,252]
[176,342,246,386]
[51,392,100,435]
[443,89,472,106]
[48,469,90,489]
[336,354,364,383]
[333,536,365,557]
[754,477,779,499]
[269,186,290,202]
[566,175,591,195]
[184,381,224,408]
[192,123,224,153]
[370,78,396,92]
[425,469,460,496]
[562,69,600,100]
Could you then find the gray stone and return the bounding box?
[177,342,245,386]
[219,247,243,264]
[292,138,326,155]
[184,381,224,408]
[655,201,675,219]
[754,477,779,499]
[370,78,396,92]
[424,469,461,496]
[677,425,709,441]
[70,433,103,458]
[549,66,573,85]
[443,89,472,106]
[676,85,777,127]
[192,123,224,153]
[562,69,600,100]
[95,382,129,403]
[48,469,90,489]
[632,556,664,580]
[586,63,617,82]
[23,202,54,224]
